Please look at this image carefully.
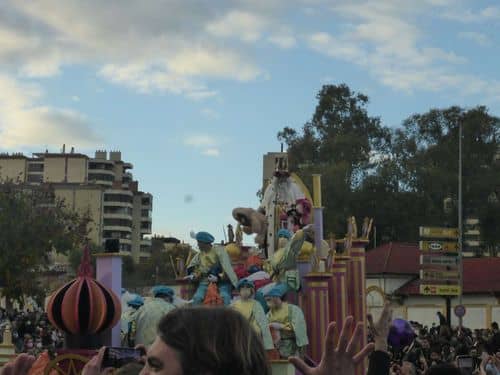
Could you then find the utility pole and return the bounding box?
[458,120,464,330]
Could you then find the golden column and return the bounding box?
[347,239,368,375]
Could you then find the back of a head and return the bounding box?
[425,363,462,375]
[158,306,270,375]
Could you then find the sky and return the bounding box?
[1,0,500,244]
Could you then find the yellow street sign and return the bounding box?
[420,255,459,267]
[419,227,459,239]
[420,270,460,281]
[420,284,461,296]
[419,241,458,253]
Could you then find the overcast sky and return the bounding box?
[1,0,499,243]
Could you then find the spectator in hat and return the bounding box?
[134,286,176,347]
[231,278,274,353]
[186,231,238,305]
[265,283,308,359]
[121,294,144,347]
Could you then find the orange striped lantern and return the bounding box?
[46,246,121,336]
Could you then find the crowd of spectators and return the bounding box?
[380,312,500,375]
[0,308,64,355]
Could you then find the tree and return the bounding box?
[278,84,500,247]
[278,84,391,236]
[0,182,90,306]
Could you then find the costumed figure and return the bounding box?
[232,155,312,256]
[231,278,274,352]
[134,286,176,347]
[121,295,144,347]
[265,284,309,359]
[256,225,314,309]
[186,231,238,305]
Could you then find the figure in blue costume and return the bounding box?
[186,231,238,305]
[265,284,309,359]
[231,278,274,351]
[121,294,144,347]
[135,286,176,347]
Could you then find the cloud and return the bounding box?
[0,75,101,150]
[200,108,220,119]
[442,6,500,23]
[184,135,219,147]
[183,134,224,157]
[2,1,277,100]
[458,31,491,46]
[268,33,296,49]
[306,1,486,94]
[206,10,267,43]
[71,95,80,102]
[202,148,220,157]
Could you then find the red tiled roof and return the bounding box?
[366,242,420,275]
[366,242,500,294]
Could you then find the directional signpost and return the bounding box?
[419,227,461,323]
[419,241,459,253]
[420,255,459,267]
[419,227,458,239]
[420,270,460,281]
[420,284,461,296]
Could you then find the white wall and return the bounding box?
[367,275,500,329]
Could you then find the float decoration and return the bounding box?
[46,245,121,337]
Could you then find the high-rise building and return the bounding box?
[0,148,152,263]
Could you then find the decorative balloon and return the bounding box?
[46,245,121,335]
[387,319,416,350]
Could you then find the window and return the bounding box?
[27,163,44,172]
[27,174,43,183]
[104,206,133,215]
[103,218,132,227]
[89,173,114,182]
[104,194,133,203]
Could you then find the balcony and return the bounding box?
[104,190,133,206]
[103,212,133,220]
[89,160,115,170]
[140,238,152,246]
[103,225,132,232]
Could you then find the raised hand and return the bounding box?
[367,301,392,352]
[0,353,35,375]
[289,316,374,375]
[81,347,114,375]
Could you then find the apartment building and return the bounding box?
[0,148,152,263]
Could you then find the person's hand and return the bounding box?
[0,353,35,375]
[207,274,218,283]
[289,316,374,375]
[134,344,147,364]
[302,225,315,240]
[81,347,114,375]
[269,322,284,330]
[183,274,195,281]
[367,301,392,352]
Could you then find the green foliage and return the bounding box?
[278,84,500,247]
[0,182,91,303]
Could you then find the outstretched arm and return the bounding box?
[289,316,374,375]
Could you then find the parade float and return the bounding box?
[177,153,374,375]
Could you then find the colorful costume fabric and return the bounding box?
[265,229,306,290]
[267,302,308,358]
[232,298,274,350]
[188,245,238,305]
[134,298,176,346]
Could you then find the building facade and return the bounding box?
[366,242,500,329]
[0,149,152,263]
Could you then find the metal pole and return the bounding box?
[458,120,463,329]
